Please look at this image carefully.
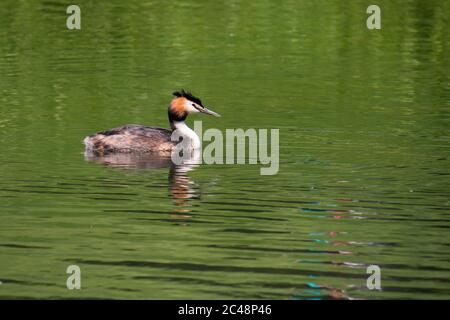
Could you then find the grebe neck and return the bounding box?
[172,121,201,149]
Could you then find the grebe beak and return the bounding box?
[200,107,220,117]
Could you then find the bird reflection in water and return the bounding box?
[84,150,201,218]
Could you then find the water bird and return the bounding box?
[83,90,220,154]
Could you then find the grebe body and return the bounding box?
[83,90,219,154]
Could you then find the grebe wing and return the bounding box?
[84,124,175,154]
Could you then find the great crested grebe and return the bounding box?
[83,90,220,154]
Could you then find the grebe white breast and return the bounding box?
[83,90,220,154]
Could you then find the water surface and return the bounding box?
[0,0,449,299]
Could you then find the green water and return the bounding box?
[0,0,449,299]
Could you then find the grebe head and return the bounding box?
[168,90,219,149]
[168,89,220,124]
